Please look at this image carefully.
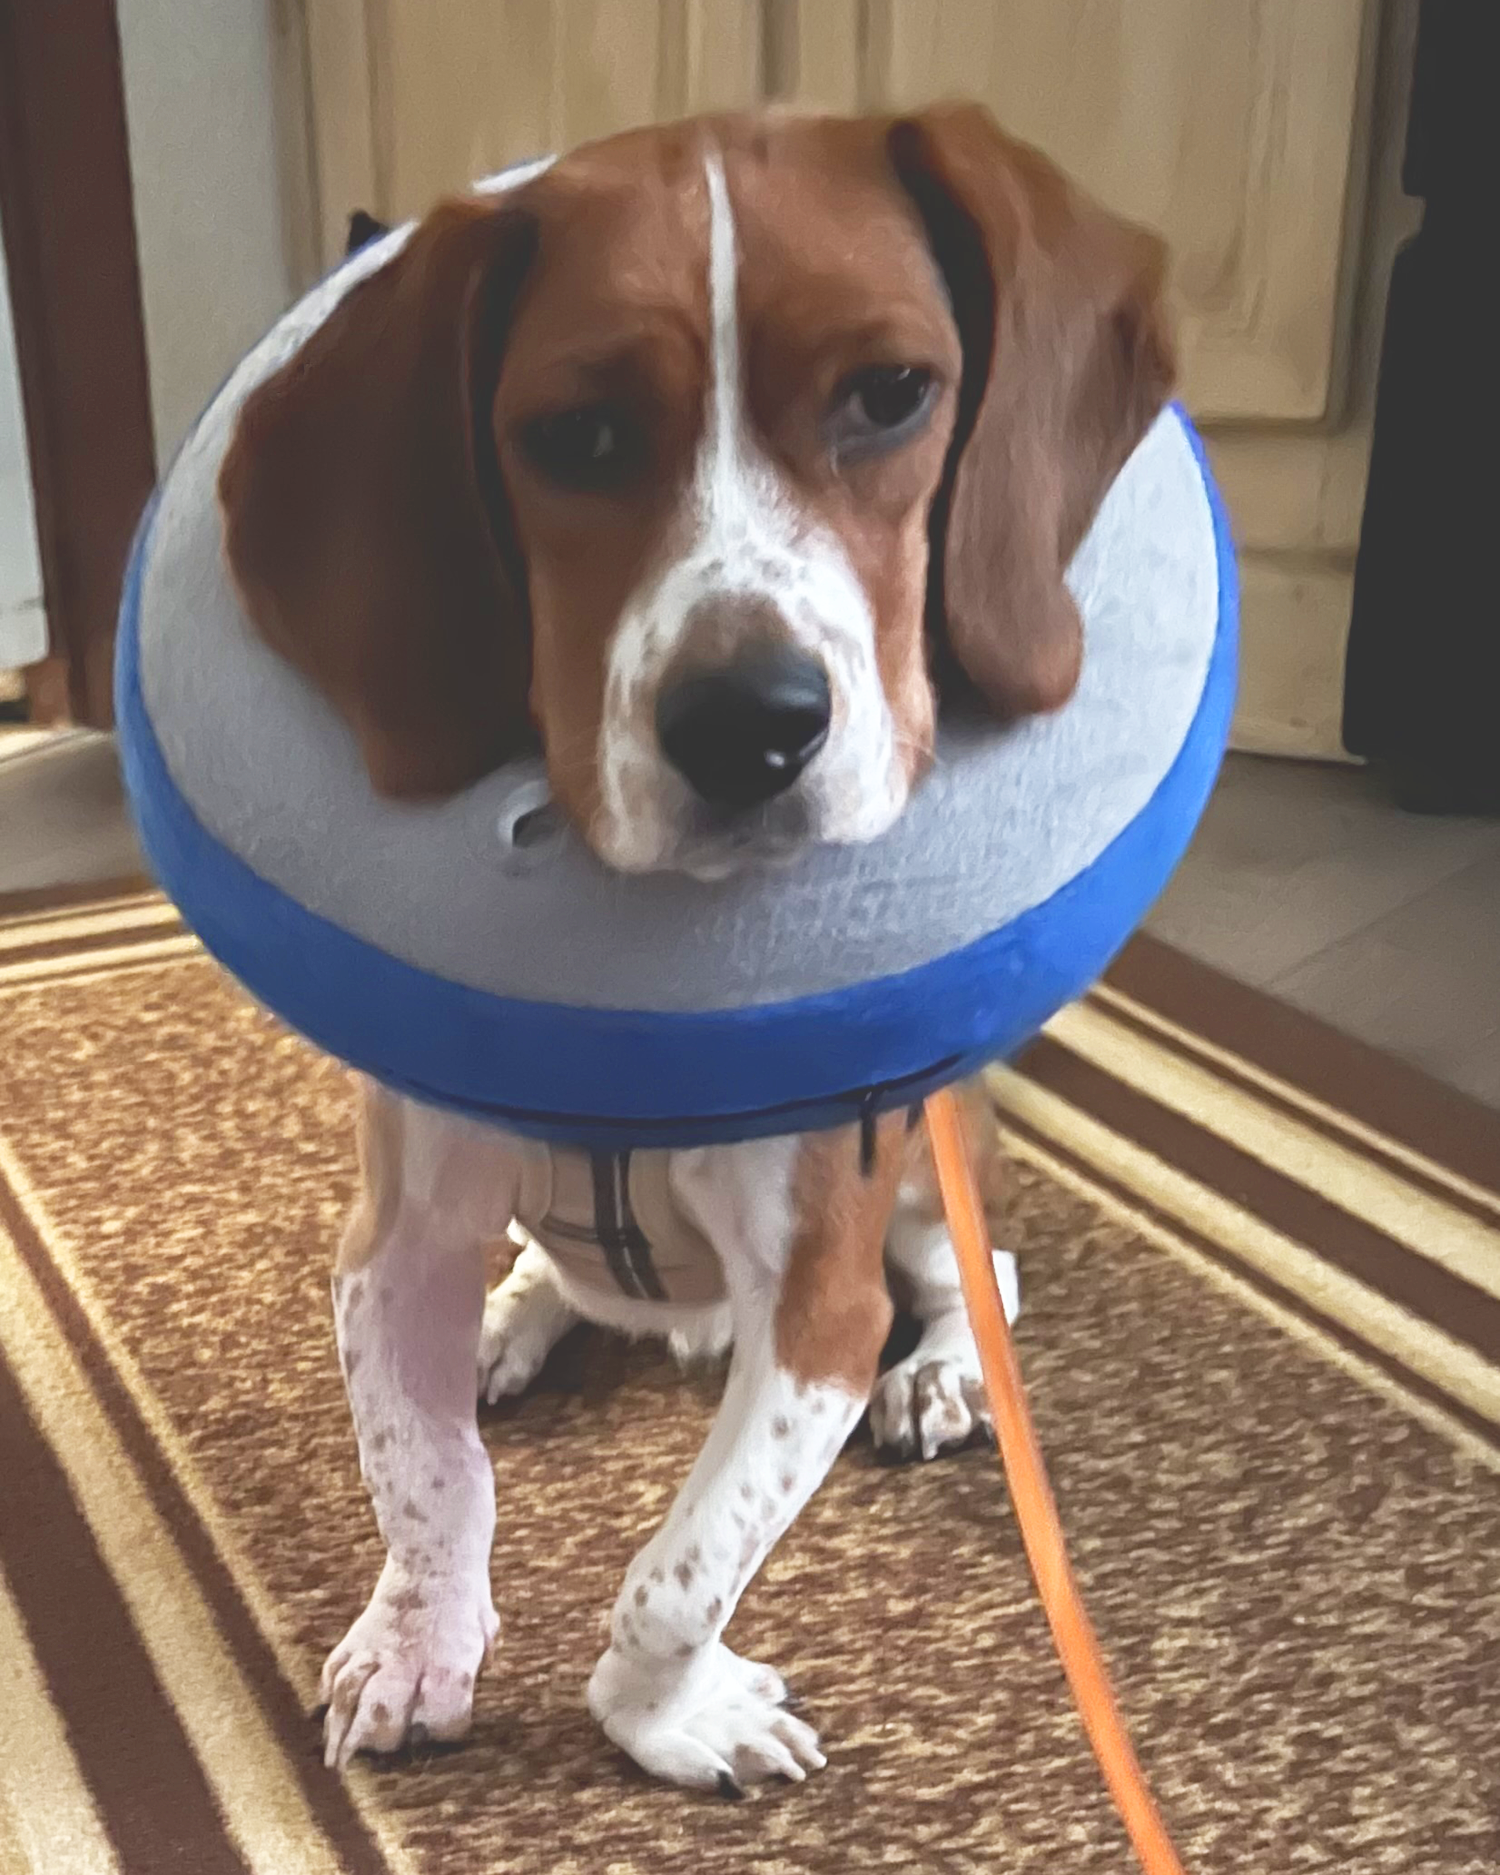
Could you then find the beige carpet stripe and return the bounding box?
[0,1134,420,1875]
[0,1564,121,1875]
[0,951,213,999]
[0,1794,25,1875]
[0,727,84,768]
[0,889,164,935]
[1053,1000,1500,1297]
[1090,982,1500,1220]
[0,1792,29,1875]
[0,730,57,765]
[0,899,180,954]
[0,1205,346,1875]
[0,1132,317,1711]
[988,1066,1500,1430]
[0,933,202,990]
[1000,1120,1500,1477]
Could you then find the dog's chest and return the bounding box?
[517,1144,727,1306]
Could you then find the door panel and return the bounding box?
[807,0,1373,424]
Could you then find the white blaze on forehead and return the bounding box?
[689,148,792,560]
[591,142,907,876]
[703,151,741,488]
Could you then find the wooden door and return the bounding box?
[0,0,156,726]
[287,0,1414,759]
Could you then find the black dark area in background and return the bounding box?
[1344,0,1500,814]
[345,209,389,258]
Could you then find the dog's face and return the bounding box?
[494,123,966,874]
[220,107,1173,878]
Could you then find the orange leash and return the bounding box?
[924,1087,1187,1875]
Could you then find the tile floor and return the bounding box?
[1151,754,1500,1107]
[0,729,143,895]
[3,730,1497,1108]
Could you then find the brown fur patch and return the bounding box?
[774,1113,906,1392]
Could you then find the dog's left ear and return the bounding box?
[890,103,1176,717]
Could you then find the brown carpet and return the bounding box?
[1,881,1497,1874]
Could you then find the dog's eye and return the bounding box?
[520,403,643,492]
[827,365,936,461]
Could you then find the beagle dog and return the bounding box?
[218,104,1173,1794]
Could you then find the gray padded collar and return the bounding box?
[138,176,1218,1014]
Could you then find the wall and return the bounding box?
[117,0,293,460]
[3,3,297,678]
[0,252,45,671]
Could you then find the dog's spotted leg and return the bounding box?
[321,1082,521,1769]
[587,1121,903,1794]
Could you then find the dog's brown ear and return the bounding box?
[890,104,1176,718]
[218,199,539,797]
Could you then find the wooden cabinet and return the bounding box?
[284,0,763,262]
[785,0,1372,427]
[283,0,1418,760]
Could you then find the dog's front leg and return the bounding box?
[321,1081,520,1768]
[588,1120,903,1794]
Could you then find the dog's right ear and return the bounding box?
[890,105,1175,720]
[219,199,539,797]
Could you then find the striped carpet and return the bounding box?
[1,879,1496,1874]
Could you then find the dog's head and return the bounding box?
[219,106,1173,878]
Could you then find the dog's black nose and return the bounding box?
[656,647,832,811]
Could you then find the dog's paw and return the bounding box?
[666,1310,733,1371]
[476,1299,552,1402]
[708,1642,788,1706]
[477,1247,576,1403]
[320,1574,498,1768]
[588,1641,823,1794]
[870,1250,1018,1462]
[870,1355,991,1460]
